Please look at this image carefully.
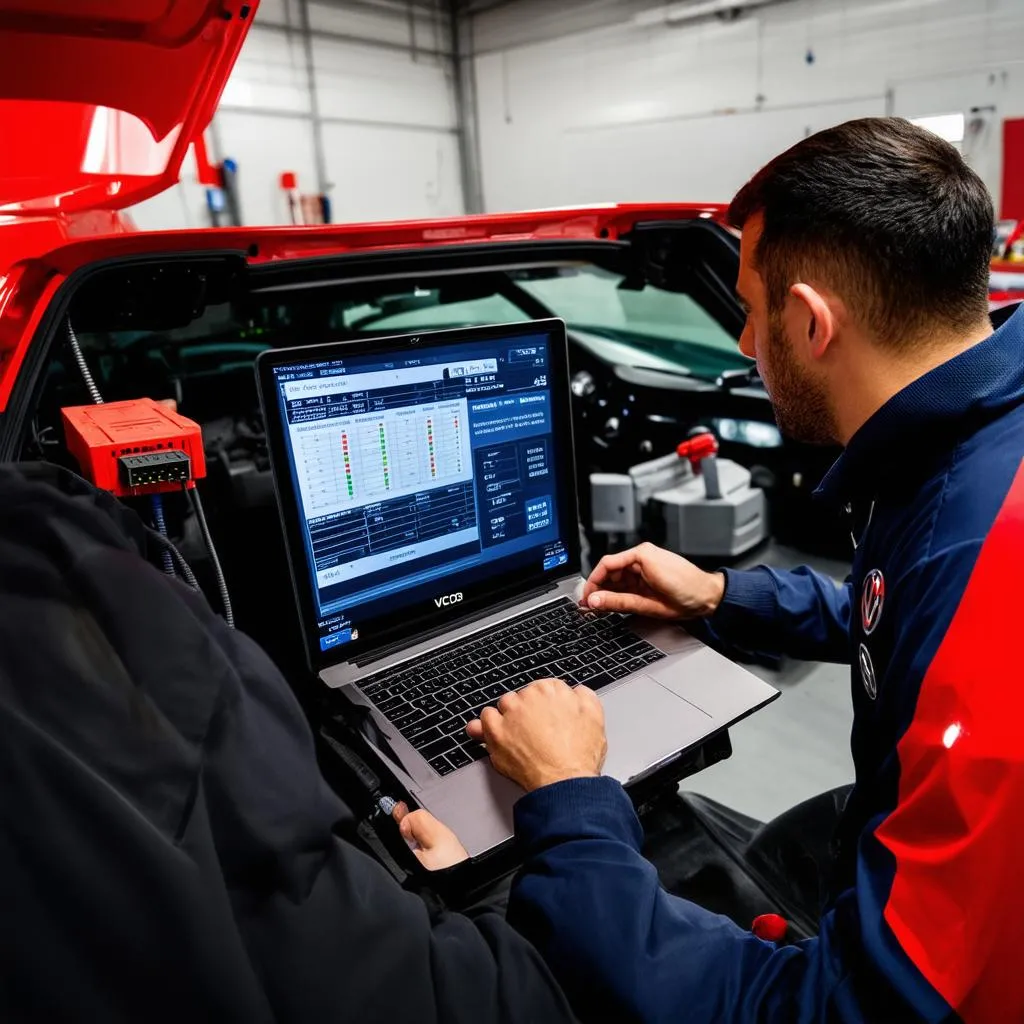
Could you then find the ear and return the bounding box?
[789,283,836,360]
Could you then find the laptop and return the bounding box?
[257,319,779,856]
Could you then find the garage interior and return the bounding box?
[3,0,1023,1018]
[127,0,1022,823]
[136,0,1024,232]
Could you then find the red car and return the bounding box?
[0,1,866,678]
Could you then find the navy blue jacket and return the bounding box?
[508,308,1024,1023]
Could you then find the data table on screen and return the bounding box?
[292,399,472,518]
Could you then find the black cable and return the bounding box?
[149,531,200,591]
[187,486,234,629]
[66,320,104,406]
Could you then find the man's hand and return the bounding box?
[466,679,607,793]
[392,802,470,871]
[581,542,725,620]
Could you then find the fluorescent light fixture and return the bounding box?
[910,113,965,144]
[634,0,776,28]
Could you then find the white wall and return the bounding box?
[471,0,1024,214]
[131,0,464,229]
[311,29,463,223]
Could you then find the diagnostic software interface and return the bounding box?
[271,330,570,653]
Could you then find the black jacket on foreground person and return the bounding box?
[0,464,574,1024]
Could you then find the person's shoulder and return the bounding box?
[893,429,1023,695]
[930,412,1024,557]
[888,417,1022,639]
[879,415,1021,623]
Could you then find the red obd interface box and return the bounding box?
[62,398,206,497]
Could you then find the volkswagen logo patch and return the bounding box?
[861,569,885,636]
[858,643,877,700]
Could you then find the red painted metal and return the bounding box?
[0,204,726,277]
[192,133,221,189]
[0,0,256,214]
[0,203,726,410]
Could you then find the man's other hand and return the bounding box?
[392,803,470,871]
[466,679,607,793]
[581,542,725,619]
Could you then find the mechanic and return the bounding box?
[0,464,578,1023]
[402,117,1024,1022]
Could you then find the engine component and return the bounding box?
[590,432,766,559]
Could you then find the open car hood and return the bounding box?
[0,0,256,215]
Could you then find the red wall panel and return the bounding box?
[1001,117,1024,220]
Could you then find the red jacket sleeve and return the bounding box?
[872,461,1024,1023]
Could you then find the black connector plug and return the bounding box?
[118,449,191,488]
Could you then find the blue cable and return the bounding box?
[150,495,176,576]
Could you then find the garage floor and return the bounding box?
[680,543,855,823]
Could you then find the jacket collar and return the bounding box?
[816,303,1024,505]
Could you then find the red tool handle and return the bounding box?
[676,432,718,470]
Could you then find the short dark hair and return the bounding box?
[728,117,994,345]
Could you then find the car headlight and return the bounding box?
[712,418,783,448]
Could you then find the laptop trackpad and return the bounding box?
[600,675,712,784]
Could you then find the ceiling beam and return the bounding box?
[309,0,447,21]
[461,0,519,12]
[256,18,454,59]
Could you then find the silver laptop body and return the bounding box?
[257,319,778,857]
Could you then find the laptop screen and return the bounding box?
[259,320,580,666]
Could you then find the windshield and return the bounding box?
[60,261,750,408]
[337,289,526,333]
[511,265,746,380]
[328,263,748,382]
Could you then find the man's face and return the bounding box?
[736,215,839,445]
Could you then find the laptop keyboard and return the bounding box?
[358,598,666,777]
